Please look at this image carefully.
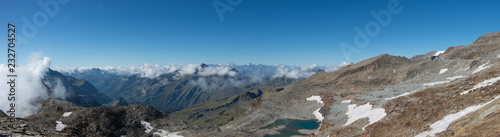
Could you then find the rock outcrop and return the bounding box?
[109,97,130,106]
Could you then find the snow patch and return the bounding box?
[341,100,351,103]
[62,112,72,117]
[439,68,448,74]
[385,92,410,100]
[306,96,324,121]
[324,61,350,73]
[141,120,184,137]
[344,103,386,130]
[415,95,500,137]
[434,51,445,56]
[446,75,466,81]
[423,81,450,86]
[153,129,184,137]
[472,63,491,74]
[55,121,67,131]
[306,96,324,104]
[460,76,500,95]
[385,89,421,100]
[422,75,466,87]
[141,120,154,133]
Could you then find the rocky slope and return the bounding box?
[0,98,186,136]
[173,89,263,129]
[175,31,500,136]
[43,69,112,107]
[109,97,130,106]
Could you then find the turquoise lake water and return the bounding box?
[264,119,320,137]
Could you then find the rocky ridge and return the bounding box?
[199,31,500,136]
[0,98,187,136]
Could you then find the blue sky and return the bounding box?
[1,0,499,68]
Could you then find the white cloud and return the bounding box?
[188,77,219,91]
[324,61,350,73]
[91,63,239,78]
[56,63,334,80]
[0,52,66,117]
[53,67,76,74]
[45,78,68,99]
[271,64,317,79]
[102,63,177,78]
[178,64,201,76]
[198,66,237,77]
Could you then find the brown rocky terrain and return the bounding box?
[202,31,500,136]
[0,98,187,136]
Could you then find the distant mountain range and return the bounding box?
[58,64,340,113]
[43,69,112,107]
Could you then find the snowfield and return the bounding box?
[306,95,324,121]
[460,76,500,95]
[344,103,386,130]
[415,95,500,137]
[55,121,67,131]
[439,68,448,74]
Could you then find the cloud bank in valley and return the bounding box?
[56,62,349,79]
[0,52,67,117]
[271,64,318,79]
[55,62,349,91]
